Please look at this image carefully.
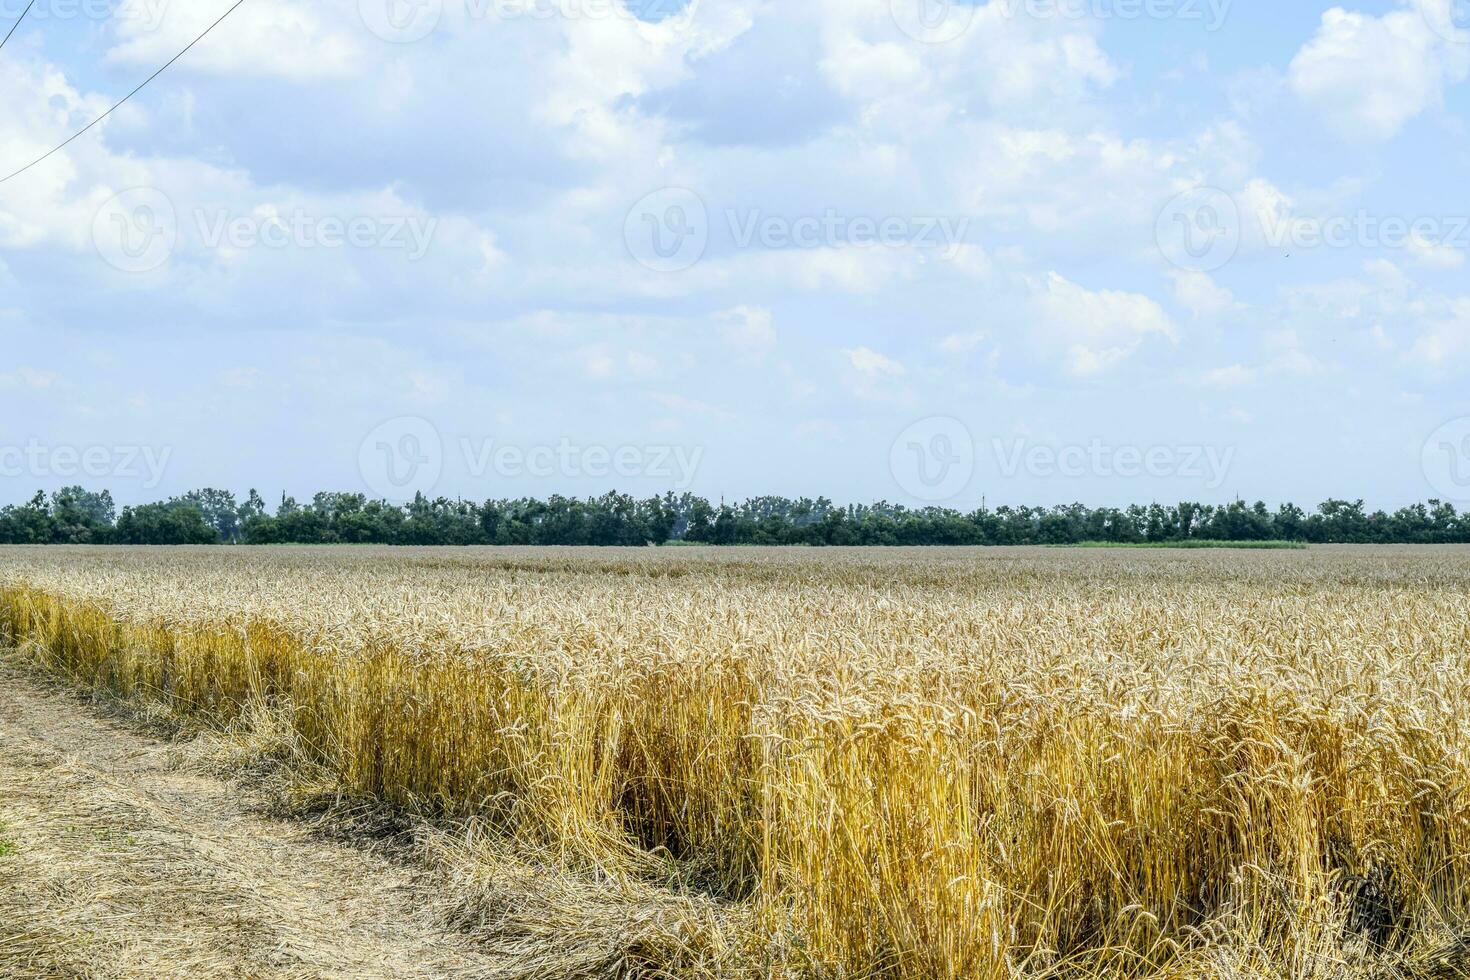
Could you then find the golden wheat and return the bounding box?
[3,544,1470,978]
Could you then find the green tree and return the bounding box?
[114,503,216,545]
[0,492,56,543]
[177,488,242,542]
[48,487,115,543]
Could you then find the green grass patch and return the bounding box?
[1054,540,1309,550]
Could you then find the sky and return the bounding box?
[2,0,1470,511]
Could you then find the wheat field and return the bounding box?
[3,544,1470,979]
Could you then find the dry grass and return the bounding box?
[0,658,529,980]
[3,544,1470,978]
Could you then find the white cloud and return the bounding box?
[818,35,926,104]
[1236,177,1296,253]
[1264,329,1328,376]
[794,419,843,441]
[841,345,912,403]
[939,331,988,354]
[952,124,1179,237]
[577,344,617,379]
[534,1,753,160]
[1195,333,1329,389]
[476,233,509,275]
[1365,258,1413,291]
[943,244,994,281]
[1288,2,1470,142]
[1200,365,1256,389]
[650,392,733,420]
[0,59,144,252]
[0,367,59,390]
[845,346,906,377]
[626,351,660,377]
[0,41,500,308]
[108,0,364,81]
[1408,233,1466,269]
[1407,297,1470,366]
[1287,260,1414,321]
[716,306,777,358]
[781,248,909,294]
[612,247,915,302]
[815,0,1117,122]
[571,346,660,380]
[1168,270,1237,318]
[1030,273,1177,376]
[218,367,260,389]
[1288,281,1380,320]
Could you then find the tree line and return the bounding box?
[2,487,1469,546]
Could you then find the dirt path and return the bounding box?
[0,657,509,980]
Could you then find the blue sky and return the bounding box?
[2,0,1470,509]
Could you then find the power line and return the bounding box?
[0,0,37,56]
[0,0,247,186]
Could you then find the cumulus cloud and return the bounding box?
[841,345,912,403]
[1168,270,1237,319]
[810,0,1117,133]
[1288,1,1470,142]
[108,0,365,80]
[1408,233,1466,269]
[1030,273,1177,377]
[0,41,503,319]
[716,306,777,358]
[939,331,988,354]
[1286,261,1414,321]
[1199,365,1256,389]
[650,391,735,420]
[1408,297,1470,366]
[0,59,144,251]
[845,346,906,377]
[0,367,59,390]
[1263,330,1328,376]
